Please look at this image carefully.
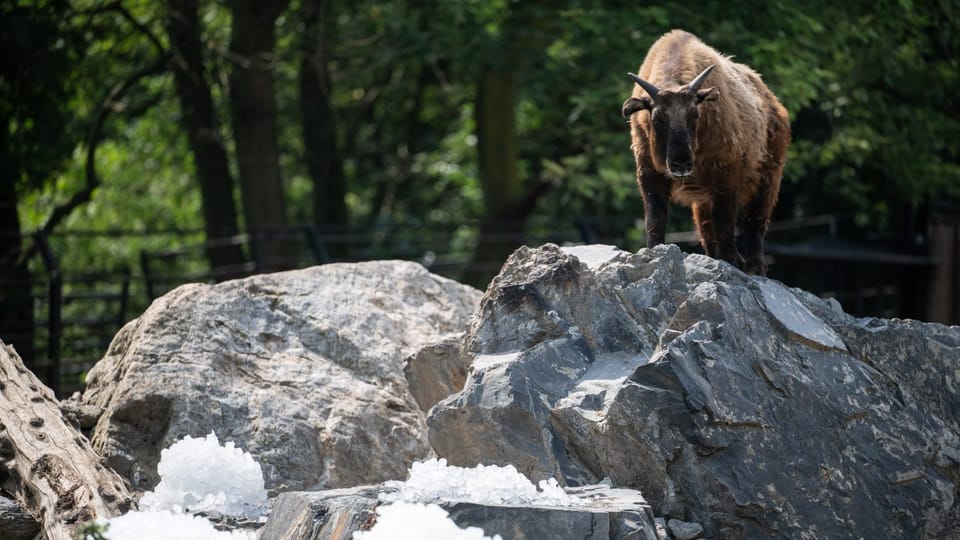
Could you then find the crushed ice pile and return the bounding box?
[384,457,579,506]
[356,458,581,539]
[353,502,502,540]
[100,510,255,540]
[99,432,266,540]
[139,432,268,519]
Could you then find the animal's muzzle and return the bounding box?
[668,157,694,178]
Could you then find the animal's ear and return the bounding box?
[696,87,719,103]
[622,97,653,118]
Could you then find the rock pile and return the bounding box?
[428,244,960,538]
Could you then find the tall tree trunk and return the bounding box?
[0,129,35,373]
[228,0,290,270]
[463,69,528,288]
[166,0,245,277]
[299,0,348,239]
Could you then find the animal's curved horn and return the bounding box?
[687,64,716,94]
[628,72,659,100]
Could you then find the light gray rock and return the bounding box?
[70,261,481,492]
[667,518,703,540]
[403,334,471,412]
[258,485,384,540]
[260,483,658,540]
[654,517,669,540]
[428,243,960,539]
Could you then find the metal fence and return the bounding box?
[9,216,944,397]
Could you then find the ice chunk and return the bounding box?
[385,458,579,507]
[353,502,502,540]
[99,510,255,540]
[139,432,267,519]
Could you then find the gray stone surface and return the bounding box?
[260,483,658,540]
[0,493,40,540]
[428,243,960,539]
[69,261,481,493]
[403,334,471,412]
[258,485,385,540]
[667,518,704,540]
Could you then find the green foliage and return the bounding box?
[77,523,110,540]
[77,522,110,540]
[10,0,960,268]
[1,0,87,191]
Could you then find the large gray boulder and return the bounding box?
[428,244,960,539]
[71,261,481,493]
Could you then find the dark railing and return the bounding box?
[34,231,62,395]
[9,215,951,397]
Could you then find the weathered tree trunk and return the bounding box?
[228,0,291,270]
[299,0,348,237]
[166,0,245,277]
[0,342,133,540]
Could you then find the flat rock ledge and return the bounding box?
[259,483,666,540]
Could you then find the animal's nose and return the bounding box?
[668,157,694,176]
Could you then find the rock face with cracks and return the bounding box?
[427,243,960,539]
[70,261,481,493]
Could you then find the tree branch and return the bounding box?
[37,55,169,241]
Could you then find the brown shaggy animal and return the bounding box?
[622,30,790,275]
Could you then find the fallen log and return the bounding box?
[0,342,134,540]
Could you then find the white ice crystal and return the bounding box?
[353,502,502,540]
[384,458,580,507]
[139,432,267,519]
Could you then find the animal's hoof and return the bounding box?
[744,258,767,276]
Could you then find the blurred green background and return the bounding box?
[2,0,958,392]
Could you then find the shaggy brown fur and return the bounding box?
[622,30,790,275]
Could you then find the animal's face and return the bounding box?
[622,65,718,178]
[649,91,713,177]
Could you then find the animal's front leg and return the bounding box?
[692,201,718,257]
[713,190,745,269]
[640,175,669,247]
[696,191,745,269]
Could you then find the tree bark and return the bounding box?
[166,0,245,276]
[228,0,291,270]
[0,128,35,373]
[463,69,528,288]
[462,3,560,289]
[926,210,959,324]
[0,342,134,540]
[299,0,348,235]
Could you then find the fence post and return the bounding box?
[33,231,61,395]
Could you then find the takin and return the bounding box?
[622,29,790,275]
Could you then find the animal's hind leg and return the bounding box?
[739,178,779,276]
[741,99,789,276]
